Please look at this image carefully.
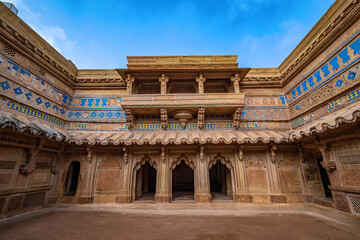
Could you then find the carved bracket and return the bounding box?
[238,146,244,161]
[136,153,157,171]
[269,145,277,164]
[199,145,204,162]
[160,109,168,130]
[197,108,205,130]
[233,107,242,129]
[123,147,129,164]
[20,149,40,174]
[320,160,336,172]
[86,146,93,164]
[124,109,134,129]
[161,146,166,162]
[171,153,195,170]
[208,152,233,169]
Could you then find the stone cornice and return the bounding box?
[279,0,360,85]
[0,18,77,87]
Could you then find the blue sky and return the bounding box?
[7,0,335,69]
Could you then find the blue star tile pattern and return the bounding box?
[25,92,32,100]
[36,97,43,105]
[45,102,51,108]
[335,79,343,87]
[347,71,356,80]
[14,87,23,95]
[60,109,65,114]
[68,112,73,117]
[0,80,10,90]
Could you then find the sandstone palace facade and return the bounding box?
[1,0,360,218]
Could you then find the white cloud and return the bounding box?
[4,0,75,54]
[227,0,284,20]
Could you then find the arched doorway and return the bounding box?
[64,161,80,196]
[135,161,157,201]
[209,153,234,201]
[171,154,195,201]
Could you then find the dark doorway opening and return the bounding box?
[209,161,233,201]
[172,161,194,201]
[317,157,332,198]
[65,161,80,196]
[135,162,157,201]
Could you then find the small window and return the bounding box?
[64,161,80,196]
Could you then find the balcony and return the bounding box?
[121,93,245,130]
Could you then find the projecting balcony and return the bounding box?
[121,93,245,130]
[121,93,245,114]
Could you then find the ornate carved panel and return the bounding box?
[208,152,233,169]
[6,195,23,212]
[333,192,351,212]
[170,153,195,170]
[135,154,157,171]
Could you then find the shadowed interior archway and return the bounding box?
[171,154,195,201]
[64,161,80,196]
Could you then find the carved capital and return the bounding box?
[125,74,135,94]
[230,74,241,93]
[197,108,205,130]
[136,153,157,171]
[233,107,242,129]
[160,109,168,130]
[195,74,206,93]
[171,153,195,170]
[209,152,233,169]
[124,109,134,129]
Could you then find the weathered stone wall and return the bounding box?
[0,144,62,218]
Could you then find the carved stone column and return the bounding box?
[265,146,285,203]
[159,74,169,94]
[195,74,206,94]
[234,146,251,202]
[117,147,132,203]
[155,146,171,202]
[125,74,135,94]
[79,147,97,204]
[230,73,240,93]
[194,145,211,203]
[297,144,312,202]
[47,151,63,204]
[135,167,143,197]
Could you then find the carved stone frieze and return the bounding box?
[320,160,336,172]
[197,108,205,130]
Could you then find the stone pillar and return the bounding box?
[230,73,240,93]
[143,164,149,193]
[194,145,211,203]
[47,152,64,204]
[226,169,232,196]
[78,147,97,204]
[195,74,206,94]
[297,145,312,202]
[125,74,135,95]
[221,165,226,193]
[158,74,169,94]
[117,147,132,203]
[265,146,286,203]
[233,146,252,202]
[155,147,171,202]
[135,167,143,197]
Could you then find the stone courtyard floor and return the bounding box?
[0,204,360,240]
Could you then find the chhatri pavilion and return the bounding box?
[0,0,360,218]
